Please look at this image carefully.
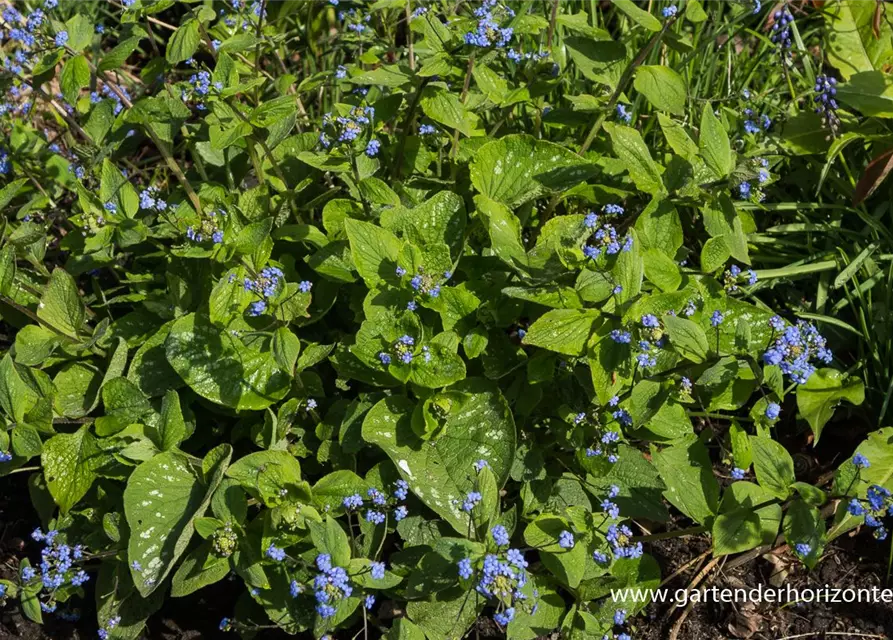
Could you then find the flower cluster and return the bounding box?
[722,264,758,292]
[318,106,376,153]
[139,186,168,212]
[604,523,643,559]
[23,529,89,615]
[342,479,410,523]
[397,265,450,302]
[97,616,121,640]
[338,8,371,34]
[813,74,840,134]
[582,204,633,260]
[576,408,622,463]
[770,9,794,57]
[378,334,430,366]
[186,209,226,245]
[458,531,536,628]
[762,318,832,384]
[464,0,514,48]
[615,104,632,123]
[212,522,238,558]
[90,83,132,116]
[312,554,353,618]
[243,266,285,316]
[183,70,222,109]
[506,48,548,64]
[847,478,891,541]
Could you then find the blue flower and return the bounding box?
[711,311,724,327]
[378,352,392,365]
[297,280,313,293]
[611,330,631,344]
[365,139,381,157]
[370,561,386,580]
[814,74,840,133]
[491,525,510,547]
[641,314,659,328]
[343,493,363,509]
[616,103,632,123]
[794,542,811,556]
[458,558,474,579]
[249,300,266,316]
[54,31,68,46]
[419,124,436,135]
[494,607,515,625]
[393,479,409,501]
[394,505,408,520]
[474,459,490,472]
[365,594,376,610]
[853,453,870,469]
[265,544,286,561]
[365,510,386,524]
[335,65,347,79]
[661,5,677,18]
[290,580,303,598]
[738,181,752,199]
[0,451,11,463]
[558,530,574,549]
[462,491,482,512]
[614,609,627,625]
[765,402,781,420]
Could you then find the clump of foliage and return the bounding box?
[0,0,891,638]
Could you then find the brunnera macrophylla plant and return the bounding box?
[0,0,889,638]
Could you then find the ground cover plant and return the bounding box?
[0,0,892,638]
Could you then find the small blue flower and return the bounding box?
[370,561,386,580]
[343,494,363,509]
[458,558,473,579]
[661,5,677,18]
[365,139,381,157]
[765,402,781,420]
[853,453,870,469]
[298,280,313,293]
[794,542,812,556]
[54,30,68,46]
[265,544,286,561]
[731,467,746,480]
[615,103,632,123]
[558,530,574,549]
[419,124,436,135]
[614,609,627,625]
[711,311,724,327]
[491,525,510,547]
[494,607,515,625]
[365,594,376,610]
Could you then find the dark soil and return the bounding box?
[638,529,893,640]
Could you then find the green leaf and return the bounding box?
[796,369,864,442]
[154,390,188,451]
[0,354,37,422]
[750,436,795,500]
[170,541,230,597]
[272,326,301,377]
[522,309,601,356]
[165,313,290,411]
[523,515,588,588]
[406,586,482,640]
[699,103,732,178]
[60,54,90,105]
[166,19,200,64]
[95,559,165,640]
[564,37,629,91]
[604,123,664,194]
[642,248,682,292]
[634,65,686,114]
[663,315,709,363]
[42,425,109,514]
[225,450,306,507]
[419,86,479,137]
[309,516,352,567]
[825,0,892,80]
[712,481,781,556]
[651,438,719,524]
[124,447,231,596]
[837,70,893,117]
[470,134,597,208]
[344,219,402,287]
[362,380,516,534]
[613,0,662,31]
[700,235,731,273]
[783,500,825,568]
[38,268,85,339]
[312,470,368,512]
